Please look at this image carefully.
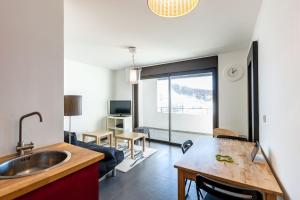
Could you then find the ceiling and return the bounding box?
[64,0,262,70]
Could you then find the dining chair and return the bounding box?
[196,175,263,200]
[181,140,194,198]
[181,140,193,154]
[134,127,151,145]
[134,127,150,139]
[216,135,248,142]
[213,128,240,138]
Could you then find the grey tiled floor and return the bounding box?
[99,142,200,200]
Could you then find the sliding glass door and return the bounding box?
[138,71,215,144]
[170,73,213,144]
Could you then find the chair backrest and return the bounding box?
[213,128,240,138]
[134,127,150,138]
[196,175,263,200]
[181,140,193,154]
[216,135,248,142]
[134,127,149,134]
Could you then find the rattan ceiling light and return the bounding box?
[148,0,199,18]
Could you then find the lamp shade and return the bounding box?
[64,95,82,116]
[129,68,142,84]
[148,0,199,18]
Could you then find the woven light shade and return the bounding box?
[148,0,199,18]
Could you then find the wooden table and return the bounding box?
[82,131,113,147]
[174,137,283,200]
[114,132,146,159]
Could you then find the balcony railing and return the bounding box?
[157,106,211,114]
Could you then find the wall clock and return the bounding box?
[223,65,244,82]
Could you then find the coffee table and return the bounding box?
[82,130,113,147]
[114,132,146,159]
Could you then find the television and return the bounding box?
[109,100,131,116]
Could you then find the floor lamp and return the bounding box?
[64,95,82,144]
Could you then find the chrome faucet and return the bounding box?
[16,112,43,156]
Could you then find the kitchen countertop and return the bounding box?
[0,142,104,200]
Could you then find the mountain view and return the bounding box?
[157,75,213,115]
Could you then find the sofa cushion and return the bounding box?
[63,131,125,178]
[76,140,116,160]
[99,149,123,175]
[114,148,125,163]
[64,131,78,145]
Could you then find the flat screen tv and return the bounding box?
[110,100,131,116]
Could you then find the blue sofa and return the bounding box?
[64,131,124,178]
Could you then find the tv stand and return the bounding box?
[116,114,129,117]
[106,115,132,135]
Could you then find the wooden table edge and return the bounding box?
[115,135,145,141]
[83,132,113,144]
[82,131,113,137]
[174,166,283,196]
[115,134,146,159]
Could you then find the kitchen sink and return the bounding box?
[0,150,71,179]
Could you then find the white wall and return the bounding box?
[0,0,64,156]
[218,50,249,136]
[64,60,113,133]
[113,68,132,100]
[252,0,300,199]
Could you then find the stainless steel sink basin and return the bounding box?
[0,150,71,179]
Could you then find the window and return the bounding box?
[157,74,213,115]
